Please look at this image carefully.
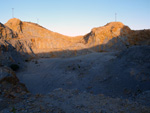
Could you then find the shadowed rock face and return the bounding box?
[128,29,150,45]
[0,18,149,58]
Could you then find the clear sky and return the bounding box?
[0,0,150,36]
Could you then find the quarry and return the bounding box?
[0,18,150,113]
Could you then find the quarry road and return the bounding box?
[16,52,117,95]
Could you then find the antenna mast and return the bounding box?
[37,18,39,24]
[12,8,14,18]
[115,13,117,22]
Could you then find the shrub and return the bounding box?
[10,64,20,71]
[25,59,29,62]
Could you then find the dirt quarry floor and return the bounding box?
[16,52,116,95]
[17,46,150,98]
[1,46,150,113]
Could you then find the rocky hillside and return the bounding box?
[83,22,150,51]
[0,18,149,58]
[3,18,86,58]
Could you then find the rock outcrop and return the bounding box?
[5,18,23,34]
[0,22,16,40]
[83,22,150,51]
[83,22,131,51]
[0,40,24,67]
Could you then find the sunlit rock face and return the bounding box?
[5,18,23,33]
[84,22,129,51]
[1,18,150,58]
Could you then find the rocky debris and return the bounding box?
[94,46,150,98]
[117,45,150,68]
[135,90,150,106]
[0,66,29,111]
[0,59,28,102]
[0,66,28,112]
[0,66,17,82]
[1,89,150,113]
[0,74,28,99]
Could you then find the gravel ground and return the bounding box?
[1,89,150,113]
[1,46,150,113]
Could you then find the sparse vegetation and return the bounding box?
[25,59,29,62]
[77,64,81,68]
[35,60,38,64]
[10,64,20,71]
[11,107,16,113]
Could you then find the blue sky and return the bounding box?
[0,0,150,36]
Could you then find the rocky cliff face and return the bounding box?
[0,18,150,58]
